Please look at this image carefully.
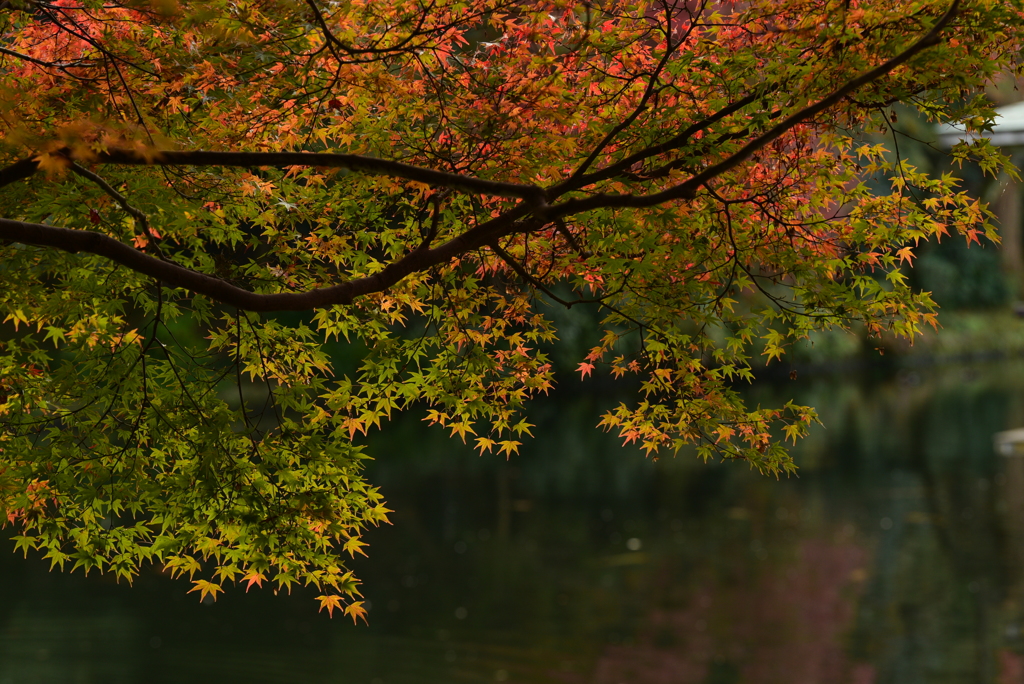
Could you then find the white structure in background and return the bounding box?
[937,101,1024,299]
[937,100,1024,147]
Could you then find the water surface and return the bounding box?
[4,361,1024,684]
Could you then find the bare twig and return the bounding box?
[68,161,163,253]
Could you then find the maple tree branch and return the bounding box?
[565,0,708,186]
[566,28,682,183]
[0,217,330,311]
[489,242,568,304]
[305,0,417,58]
[36,5,160,78]
[0,45,84,70]
[552,218,590,257]
[0,199,538,311]
[305,0,348,49]
[0,148,546,202]
[551,0,960,215]
[304,0,492,63]
[0,158,41,187]
[67,162,158,244]
[552,91,763,195]
[640,109,785,181]
[304,0,366,65]
[489,239,614,309]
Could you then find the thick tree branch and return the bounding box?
[0,201,538,311]
[0,217,343,311]
[0,149,547,202]
[0,158,42,187]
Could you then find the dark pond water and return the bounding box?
[5,361,1024,684]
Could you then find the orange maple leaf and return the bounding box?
[242,571,265,592]
[317,594,344,617]
[33,152,69,176]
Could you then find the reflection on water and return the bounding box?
[5,361,1024,683]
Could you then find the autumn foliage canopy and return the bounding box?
[0,0,1019,616]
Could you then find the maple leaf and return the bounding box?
[187,579,223,603]
[342,536,368,558]
[344,601,368,625]
[497,440,521,458]
[895,246,916,265]
[242,571,265,592]
[317,594,344,617]
[34,153,69,176]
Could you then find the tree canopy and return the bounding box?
[0,0,1020,618]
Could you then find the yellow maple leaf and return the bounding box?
[187,579,223,603]
[343,535,368,557]
[344,601,368,625]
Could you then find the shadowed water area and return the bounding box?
[4,360,1024,683]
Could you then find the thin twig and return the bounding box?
[68,161,163,255]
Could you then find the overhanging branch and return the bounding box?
[0,203,538,312]
[0,148,547,202]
